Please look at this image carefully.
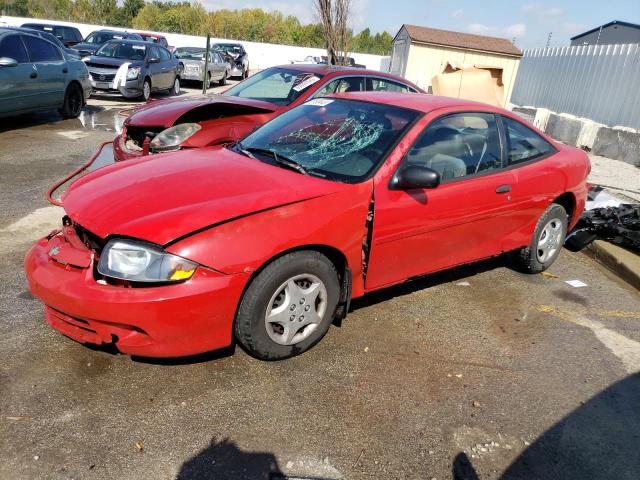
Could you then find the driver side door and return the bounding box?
[366,111,519,290]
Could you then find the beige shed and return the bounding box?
[390,24,522,107]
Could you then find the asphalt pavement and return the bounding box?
[1,87,639,480]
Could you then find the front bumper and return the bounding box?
[90,77,144,99]
[25,230,248,357]
[182,69,205,82]
[229,65,244,77]
[113,130,144,162]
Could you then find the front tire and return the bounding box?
[512,203,568,273]
[141,78,151,101]
[170,76,180,96]
[59,83,83,118]
[219,71,227,86]
[235,251,340,360]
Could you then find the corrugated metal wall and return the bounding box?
[510,43,640,129]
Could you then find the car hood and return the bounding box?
[86,56,144,68]
[62,147,347,246]
[125,94,279,128]
[74,42,99,53]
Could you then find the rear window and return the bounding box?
[503,116,556,165]
[0,34,29,63]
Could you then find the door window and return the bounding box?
[0,35,29,63]
[369,78,410,92]
[158,47,171,61]
[503,116,556,165]
[148,46,160,60]
[405,113,502,181]
[315,77,365,97]
[22,35,61,62]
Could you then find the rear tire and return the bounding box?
[59,83,83,119]
[219,71,227,86]
[243,65,249,79]
[170,76,180,96]
[512,203,568,273]
[235,251,340,360]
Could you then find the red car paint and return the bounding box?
[113,64,424,162]
[25,93,590,357]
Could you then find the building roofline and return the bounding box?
[409,38,523,58]
[570,20,640,40]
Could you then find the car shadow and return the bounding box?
[350,255,510,312]
[131,344,237,366]
[452,373,640,480]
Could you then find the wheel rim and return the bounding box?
[69,89,82,115]
[536,218,564,263]
[174,77,180,94]
[264,274,328,346]
[143,81,150,99]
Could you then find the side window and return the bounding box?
[148,46,159,60]
[158,47,171,61]
[22,35,61,62]
[315,77,365,97]
[405,113,502,181]
[0,35,30,63]
[370,78,409,93]
[503,117,555,165]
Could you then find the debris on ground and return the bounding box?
[134,442,143,452]
[541,272,560,279]
[455,281,471,286]
[565,280,588,288]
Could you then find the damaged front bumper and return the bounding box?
[25,226,248,357]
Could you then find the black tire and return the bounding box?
[235,251,340,360]
[169,76,180,96]
[219,71,227,86]
[512,203,568,273]
[243,65,249,79]
[59,83,83,119]
[140,78,151,101]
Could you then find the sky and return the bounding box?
[200,0,640,49]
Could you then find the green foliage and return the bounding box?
[2,1,394,55]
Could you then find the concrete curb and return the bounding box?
[585,240,640,290]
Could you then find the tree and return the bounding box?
[315,0,351,65]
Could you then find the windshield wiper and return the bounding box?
[243,147,308,175]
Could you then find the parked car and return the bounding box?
[0,28,90,119]
[25,93,590,359]
[114,64,422,160]
[20,22,83,47]
[174,47,230,86]
[86,39,181,100]
[73,30,143,58]
[8,27,80,59]
[214,42,248,78]
[290,55,323,64]
[137,32,173,51]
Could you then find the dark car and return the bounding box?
[214,42,248,78]
[114,64,423,160]
[86,39,180,100]
[73,30,143,58]
[0,28,91,119]
[20,23,83,47]
[8,27,80,59]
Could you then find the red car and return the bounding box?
[25,93,590,360]
[113,64,422,162]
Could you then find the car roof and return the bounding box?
[329,91,504,114]
[273,64,424,92]
[137,32,165,38]
[21,23,77,29]
[102,38,150,47]
[0,27,54,39]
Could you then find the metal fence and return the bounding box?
[510,43,640,129]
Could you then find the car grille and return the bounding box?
[125,125,165,149]
[184,64,200,74]
[86,64,118,82]
[68,218,104,253]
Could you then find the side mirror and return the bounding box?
[391,165,440,190]
[0,57,18,67]
[148,56,160,64]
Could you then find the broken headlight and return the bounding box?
[97,239,197,283]
[149,123,201,152]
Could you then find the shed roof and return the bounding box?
[399,24,522,57]
[570,20,640,40]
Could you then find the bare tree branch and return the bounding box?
[314,0,352,65]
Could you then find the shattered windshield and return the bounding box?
[236,98,419,183]
[223,67,324,106]
[174,48,206,60]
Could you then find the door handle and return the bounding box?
[30,71,38,78]
[496,184,511,194]
[62,67,68,73]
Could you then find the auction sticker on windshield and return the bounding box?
[304,98,334,106]
[293,75,321,92]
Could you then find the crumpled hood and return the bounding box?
[125,94,279,128]
[62,147,347,246]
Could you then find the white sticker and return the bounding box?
[293,75,321,92]
[304,98,334,107]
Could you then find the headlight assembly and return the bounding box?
[97,239,198,283]
[150,123,201,152]
[126,66,141,80]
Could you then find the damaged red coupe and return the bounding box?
[25,93,590,360]
[113,64,422,161]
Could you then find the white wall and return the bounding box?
[1,15,390,71]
